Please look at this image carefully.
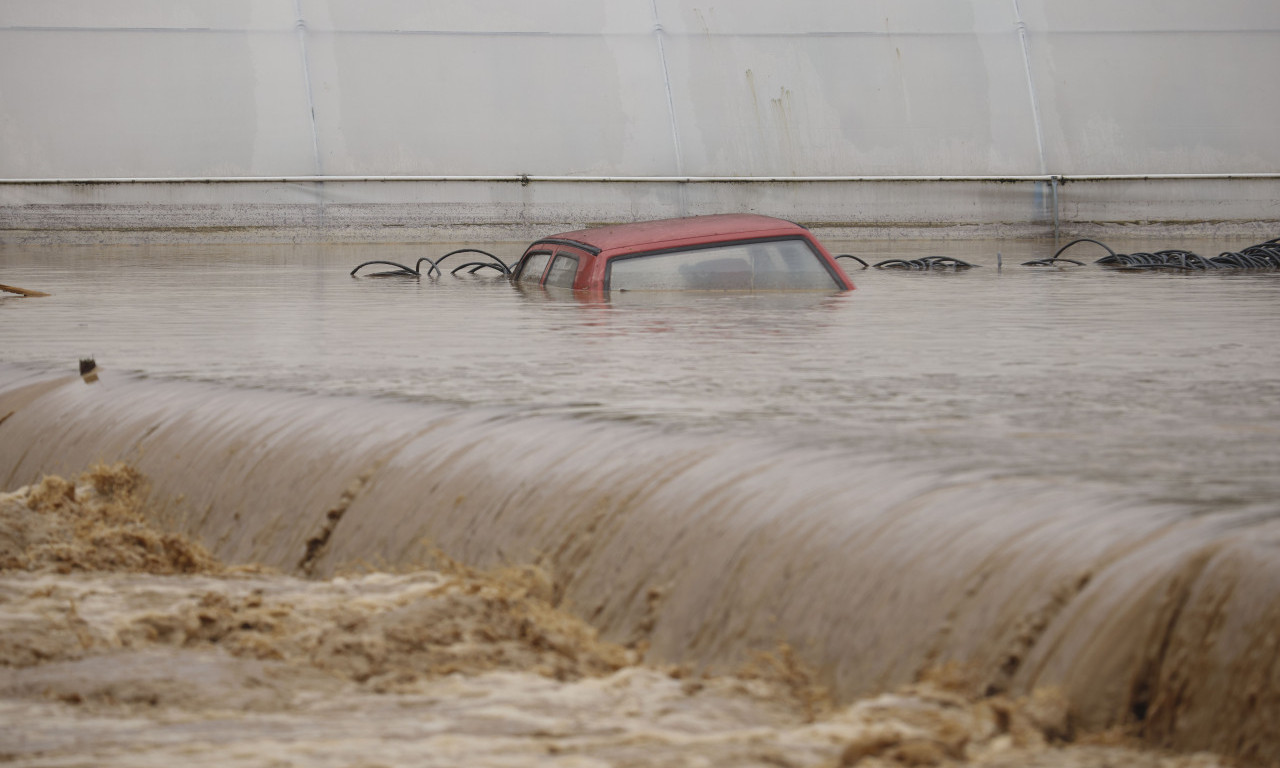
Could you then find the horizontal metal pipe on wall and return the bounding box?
[4,174,1279,184]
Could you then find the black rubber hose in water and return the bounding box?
[1081,236,1280,271]
[414,257,438,276]
[431,249,511,278]
[451,261,510,276]
[873,256,976,270]
[350,260,420,277]
[352,251,511,279]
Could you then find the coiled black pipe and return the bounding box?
[349,260,421,277]
[1083,236,1280,271]
[873,256,977,270]
[351,249,510,279]
[1021,257,1085,267]
[451,262,510,276]
[1029,237,1280,271]
[1022,238,1115,267]
[430,249,511,277]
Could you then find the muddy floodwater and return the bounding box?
[1,236,1278,766]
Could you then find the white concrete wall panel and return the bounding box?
[0,0,295,31]
[295,0,677,175]
[1020,0,1280,174]
[3,0,1279,179]
[304,32,677,175]
[301,0,653,36]
[648,0,1042,175]
[0,0,315,177]
[664,31,1044,175]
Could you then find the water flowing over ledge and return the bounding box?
[1,364,1277,762]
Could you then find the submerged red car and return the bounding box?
[512,214,855,292]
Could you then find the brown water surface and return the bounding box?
[1,236,1279,764]
[0,467,1228,767]
[2,237,1278,506]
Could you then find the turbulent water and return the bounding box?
[0,465,1229,767]
[1,236,1279,765]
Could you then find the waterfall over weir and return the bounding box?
[2,364,1277,762]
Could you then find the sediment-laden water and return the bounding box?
[0,465,1227,767]
[1,237,1278,765]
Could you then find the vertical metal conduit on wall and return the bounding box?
[293,0,326,222]
[649,0,690,214]
[1011,0,1047,176]
[1011,0,1054,233]
[649,0,684,176]
[293,1,322,176]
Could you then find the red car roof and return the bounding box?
[540,214,811,254]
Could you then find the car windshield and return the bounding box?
[607,238,840,291]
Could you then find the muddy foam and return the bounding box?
[0,463,218,575]
[0,467,1231,767]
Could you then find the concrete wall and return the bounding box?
[2,1,1278,240]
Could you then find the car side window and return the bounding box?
[544,253,579,288]
[607,239,839,291]
[516,251,552,283]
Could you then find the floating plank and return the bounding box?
[0,283,50,297]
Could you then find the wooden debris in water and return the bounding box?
[0,283,50,297]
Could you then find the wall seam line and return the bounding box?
[650,0,685,176]
[1012,0,1048,176]
[293,1,323,178]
